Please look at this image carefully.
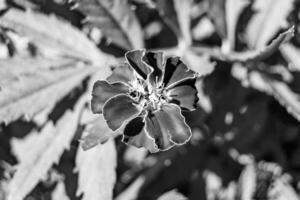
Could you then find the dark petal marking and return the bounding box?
[167,79,199,111]
[125,49,151,80]
[103,94,140,131]
[142,51,164,86]
[145,111,175,151]
[146,104,192,147]
[91,80,129,114]
[143,51,164,71]
[124,116,145,137]
[106,63,135,85]
[163,57,197,88]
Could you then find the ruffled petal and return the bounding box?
[142,51,164,86]
[103,94,141,131]
[145,104,192,150]
[106,63,135,85]
[91,80,129,113]
[125,49,151,80]
[163,57,197,88]
[145,112,175,150]
[167,79,199,111]
[123,116,158,153]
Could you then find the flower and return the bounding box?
[91,49,199,152]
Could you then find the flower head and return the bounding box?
[91,49,199,152]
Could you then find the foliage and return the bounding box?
[0,0,299,199]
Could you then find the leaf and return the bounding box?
[192,17,215,41]
[0,58,97,124]
[51,179,70,200]
[75,139,117,200]
[157,189,187,200]
[183,50,216,76]
[7,94,87,200]
[173,0,192,45]
[233,27,294,61]
[191,26,294,63]
[246,0,294,48]
[236,163,257,200]
[204,0,249,51]
[269,176,299,200]
[225,0,250,51]
[232,64,300,122]
[156,0,191,45]
[115,176,146,200]
[80,115,121,150]
[155,0,181,38]
[280,43,300,71]
[128,0,155,8]
[267,80,300,121]
[75,0,144,50]
[0,9,108,64]
[123,146,148,166]
[0,0,6,11]
[206,0,227,39]
[0,8,114,124]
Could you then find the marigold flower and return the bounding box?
[91,49,199,152]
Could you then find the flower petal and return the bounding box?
[145,104,192,150]
[123,116,158,153]
[91,81,129,114]
[106,63,135,85]
[167,79,199,111]
[163,57,197,88]
[145,112,175,150]
[142,51,164,85]
[103,94,141,131]
[125,49,151,79]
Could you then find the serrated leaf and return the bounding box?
[234,27,294,62]
[51,180,70,200]
[0,9,107,64]
[80,115,121,150]
[246,0,294,48]
[76,0,144,50]
[75,139,117,200]
[7,94,87,200]
[0,58,96,124]
[191,26,294,63]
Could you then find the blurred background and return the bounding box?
[0,0,300,199]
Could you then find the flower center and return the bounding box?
[128,77,169,111]
[146,84,168,110]
[129,78,145,95]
